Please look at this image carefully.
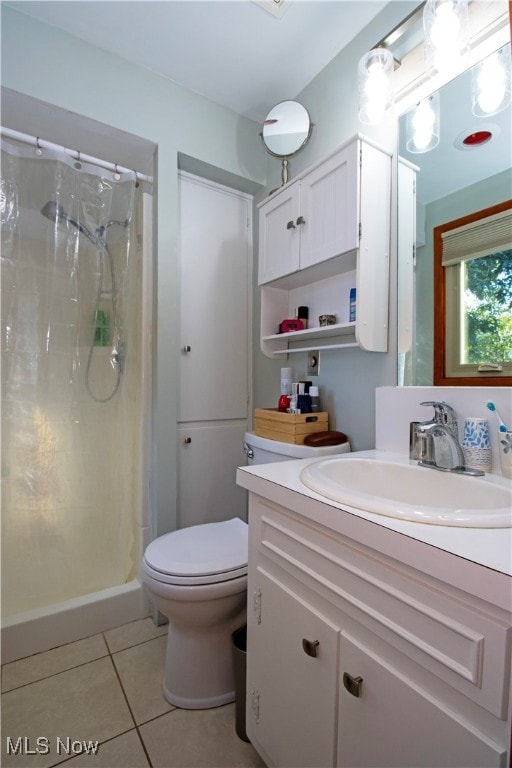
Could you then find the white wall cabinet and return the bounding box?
[258,136,391,356]
[246,495,510,768]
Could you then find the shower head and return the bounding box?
[40,201,66,224]
[41,201,98,246]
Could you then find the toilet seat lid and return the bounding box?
[143,518,248,582]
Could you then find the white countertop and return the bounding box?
[237,450,512,607]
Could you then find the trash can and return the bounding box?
[232,625,250,742]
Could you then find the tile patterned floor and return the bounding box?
[1,618,266,768]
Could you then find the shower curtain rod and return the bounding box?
[0,126,153,184]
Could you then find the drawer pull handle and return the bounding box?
[302,639,320,658]
[286,220,296,230]
[343,672,363,697]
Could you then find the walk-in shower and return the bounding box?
[1,130,152,661]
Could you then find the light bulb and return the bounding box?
[364,65,389,123]
[358,48,393,125]
[472,49,510,117]
[406,93,440,154]
[430,2,460,46]
[412,100,435,150]
[424,0,469,77]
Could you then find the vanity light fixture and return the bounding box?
[471,47,511,117]
[357,47,394,125]
[423,0,470,79]
[405,92,440,153]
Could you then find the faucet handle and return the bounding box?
[420,401,458,427]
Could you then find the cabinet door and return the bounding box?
[258,184,300,284]
[299,144,359,270]
[337,632,506,768]
[397,159,417,360]
[247,568,339,768]
[177,423,247,528]
[179,173,251,421]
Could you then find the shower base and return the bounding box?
[1,579,148,663]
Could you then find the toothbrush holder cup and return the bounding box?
[499,431,512,479]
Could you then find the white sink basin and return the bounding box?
[299,457,512,527]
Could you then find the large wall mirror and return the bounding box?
[396,10,511,387]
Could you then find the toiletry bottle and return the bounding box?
[296,306,309,329]
[349,288,356,322]
[288,383,300,413]
[280,367,293,395]
[278,394,290,412]
[309,386,321,413]
[297,382,312,413]
[278,367,293,411]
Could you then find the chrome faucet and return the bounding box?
[410,401,484,476]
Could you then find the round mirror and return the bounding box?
[262,100,312,157]
[261,101,312,185]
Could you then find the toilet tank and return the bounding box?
[244,432,350,465]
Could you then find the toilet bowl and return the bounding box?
[143,433,351,710]
[142,517,248,709]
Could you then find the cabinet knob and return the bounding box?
[184,436,192,444]
[302,638,320,658]
[343,672,363,697]
[296,216,306,226]
[286,220,296,230]
[183,345,191,353]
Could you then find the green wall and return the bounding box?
[1,2,419,536]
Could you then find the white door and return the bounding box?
[178,172,252,528]
[179,172,251,422]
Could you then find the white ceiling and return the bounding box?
[3,0,390,123]
[4,0,509,204]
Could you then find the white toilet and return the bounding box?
[142,431,350,710]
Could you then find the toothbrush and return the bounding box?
[486,401,508,433]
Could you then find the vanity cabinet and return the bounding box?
[258,135,391,356]
[246,495,511,768]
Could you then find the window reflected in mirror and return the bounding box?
[434,200,512,385]
[397,40,511,387]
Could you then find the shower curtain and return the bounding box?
[1,138,142,617]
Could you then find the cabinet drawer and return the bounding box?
[253,499,511,719]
